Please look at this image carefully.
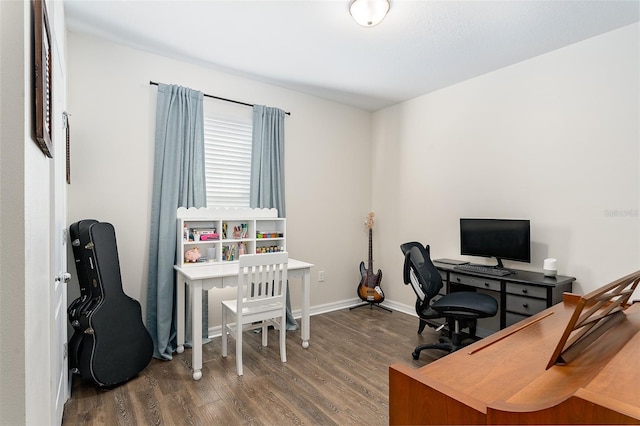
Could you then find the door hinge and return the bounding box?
[55,272,72,283]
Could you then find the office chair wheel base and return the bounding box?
[412,351,420,360]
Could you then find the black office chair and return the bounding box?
[400,242,498,359]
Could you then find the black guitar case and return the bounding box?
[68,219,100,375]
[68,220,153,388]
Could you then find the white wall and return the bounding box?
[373,23,640,308]
[66,32,372,330]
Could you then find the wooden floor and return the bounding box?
[62,306,445,425]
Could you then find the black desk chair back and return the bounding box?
[400,242,498,359]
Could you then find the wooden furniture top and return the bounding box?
[389,270,640,425]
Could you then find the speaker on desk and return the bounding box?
[543,258,558,277]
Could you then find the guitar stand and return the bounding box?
[350,301,393,313]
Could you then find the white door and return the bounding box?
[51,113,70,423]
[50,0,71,416]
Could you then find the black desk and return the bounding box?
[434,260,575,337]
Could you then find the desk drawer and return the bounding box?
[450,273,500,292]
[506,294,547,316]
[505,282,547,299]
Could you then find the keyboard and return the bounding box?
[453,264,511,276]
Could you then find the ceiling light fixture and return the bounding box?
[349,0,390,27]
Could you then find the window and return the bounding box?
[203,115,252,208]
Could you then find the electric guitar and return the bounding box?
[357,212,385,303]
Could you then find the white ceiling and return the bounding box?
[64,0,640,111]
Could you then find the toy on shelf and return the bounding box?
[257,245,284,254]
[184,247,202,263]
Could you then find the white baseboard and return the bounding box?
[206,298,418,338]
[376,299,416,316]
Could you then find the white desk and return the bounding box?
[174,258,313,380]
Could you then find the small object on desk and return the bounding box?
[543,258,558,277]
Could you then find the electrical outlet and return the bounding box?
[318,271,325,282]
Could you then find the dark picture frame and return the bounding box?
[33,0,53,158]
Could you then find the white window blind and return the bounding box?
[203,115,252,208]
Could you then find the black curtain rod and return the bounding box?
[149,81,290,115]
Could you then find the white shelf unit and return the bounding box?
[176,207,286,268]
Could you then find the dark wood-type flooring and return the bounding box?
[62,306,445,425]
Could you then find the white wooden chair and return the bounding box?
[221,252,289,376]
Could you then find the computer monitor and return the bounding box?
[460,218,531,268]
